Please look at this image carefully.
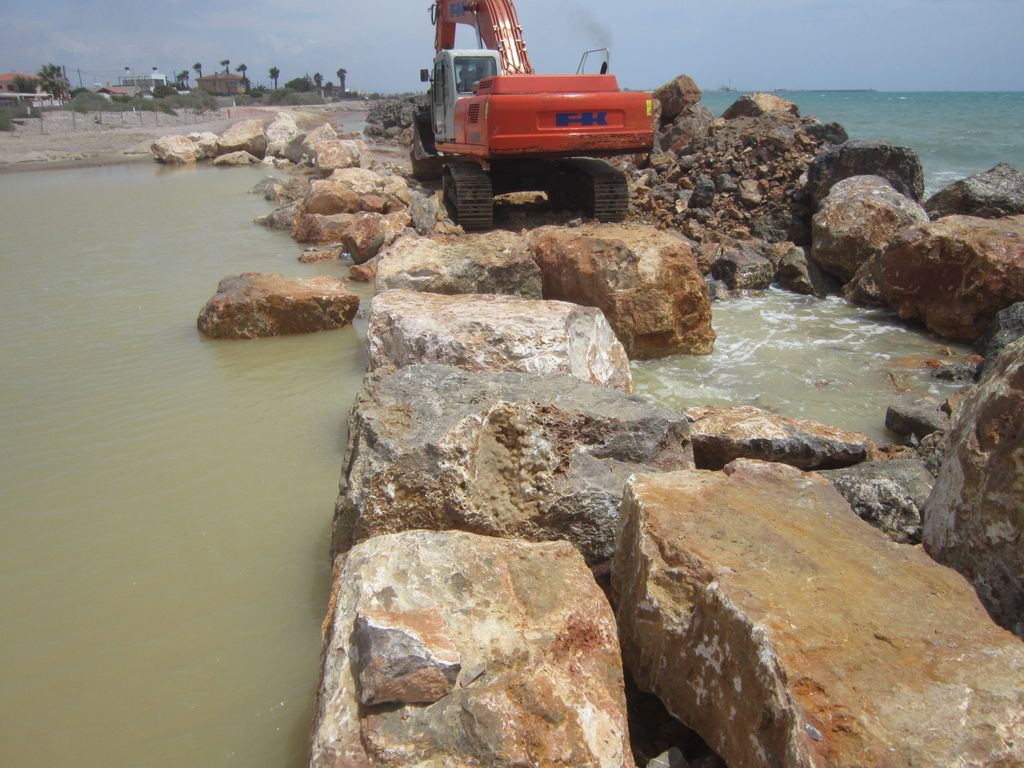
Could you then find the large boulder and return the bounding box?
[150,134,200,165]
[528,224,715,359]
[923,337,1024,638]
[612,460,1024,768]
[721,92,800,120]
[292,210,408,258]
[187,131,219,159]
[314,139,368,172]
[366,290,634,392]
[375,232,542,298]
[284,122,337,165]
[264,112,300,157]
[705,239,775,290]
[925,163,1024,220]
[329,167,410,210]
[657,105,714,154]
[215,119,267,159]
[653,74,702,124]
[685,405,874,470]
[196,273,359,339]
[310,530,635,768]
[807,140,925,205]
[775,243,839,297]
[212,150,259,167]
[332,364,693,561]
[303,178,361,215]
[253,200,301,231]
[880,214,1024,341]
[817,459,934,543]
[811,175,929,283]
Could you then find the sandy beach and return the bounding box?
[0,102,369,173]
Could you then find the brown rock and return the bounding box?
[303,178,361,216]
[812,175,929,283]
[292,212,355,245]
[653,75,702,124]
[880,214,1024,341]
[254,200,301,231]
[366,290,634,392]
[685,405,874,470]
[924,337,1024,638]
[612,461,1024,768]
[349,258,377,282]
[376,231,542,298]
[212,150,259,167]
[721,93,800,120]
[338,213,386,264]
[150,135,200,164]
[310,530,636,767]
[314,139,367,172]
[196,273,359,339]
[215,119,267,158]
[528,224,715,359]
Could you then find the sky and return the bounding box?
[2,0,1023,93]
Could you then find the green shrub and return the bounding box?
[268,89,323,106]
[69,92,113,113]
[0,110,12,132]
[151,84,178,98]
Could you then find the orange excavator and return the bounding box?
[412,0,655,229]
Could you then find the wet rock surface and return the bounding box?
[812,175,929,283]
[880,214,1024,341]
[612,460,1024,768]
[925,163,1024,220]
[196,272,358,339]
[884,397,950,439]
[528,224,715,359]
[311,530,635,768]
[332,364,693,562]
[924,336,1024,638]
[817,458,934,543]
[375,231,542,298]
[366,290,634,392]
[978,300,1024,368]
[685,405,875,470]
[150,134,201,164]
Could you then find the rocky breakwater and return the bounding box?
[612,459,1024,767]
[196,273,358,339]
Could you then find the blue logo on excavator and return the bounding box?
[555,112,608,127]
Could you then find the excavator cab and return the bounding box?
[429,49,501,143]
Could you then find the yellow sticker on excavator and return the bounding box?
[646,99,653,116]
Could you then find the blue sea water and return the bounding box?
[698,91,1024,197]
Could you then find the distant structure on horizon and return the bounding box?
[196,72,247,96]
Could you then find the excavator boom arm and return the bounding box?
[433,0,533,75]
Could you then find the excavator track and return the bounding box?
[562,158,630,223]
[443,161,494,230]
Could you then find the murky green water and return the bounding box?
[0,162,970,768]
[0,163,371,768]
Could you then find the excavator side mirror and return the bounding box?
[420,69,430,83]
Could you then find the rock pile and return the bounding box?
[631,84,848,246]
[363,94,424,143]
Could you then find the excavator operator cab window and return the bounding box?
[454,56,497,95]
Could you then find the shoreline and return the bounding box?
[0,103,370,175]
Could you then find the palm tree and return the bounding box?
[235,63,248,90]
[193,62,203,79]
[37,63,68,99]
[178,70,190,89]
[220,59,230,74]
[269,66,280,90]
[313,72,323,100]
[336,67,347,94]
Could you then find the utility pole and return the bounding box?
[77,68,83,89]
